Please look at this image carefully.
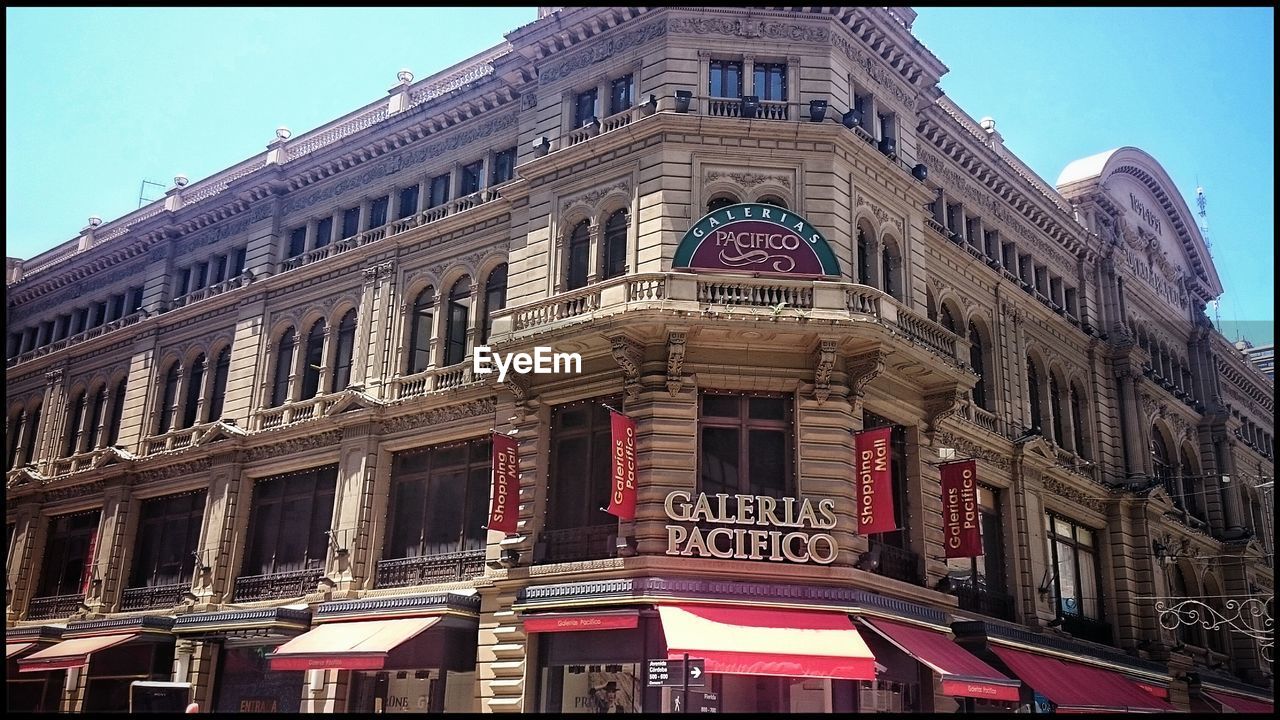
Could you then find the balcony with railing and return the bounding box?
[957,400,1000,435]
[704,97,791,120]
[169,273,252,310]
[866,538,922,585]
[232,567,325,602]
[534,524,617,565]
[1061,613,1113,645]
[142,420,223,456]
[26,593,83,620]
[9,311,145,368]
[386,363,479,402]
[120,582,188,612]
[953,584,1016,622]
[374,550,486,589]
[255,390,349,431]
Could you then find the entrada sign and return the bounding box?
[674,203,840,277]
[663,490,838,564]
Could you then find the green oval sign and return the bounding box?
[674,203,840,277]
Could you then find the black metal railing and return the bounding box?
[119,582,188,611]
[954,585,1016,622]
[26,593,83,620]
[868,539,923,585]
[535,524,617,564]
[232,567,324,602]
[1062,614,1113,645]
[375,550,485,589]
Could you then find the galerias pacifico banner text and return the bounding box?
[854,426,897,534]
[939,459,982,558]
[488,433,519,534]
[607,410,638,520]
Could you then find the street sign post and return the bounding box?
[648,656,706,713]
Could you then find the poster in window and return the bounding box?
[854,427,896,534]
[607,411,637,521]
[558,666,641,714]
[939,460,983,558]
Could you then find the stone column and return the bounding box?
[6,501,45,622]
[193,452,248,607]
[327,426,380,596]
[1118,370,1145,477]
[88,485,137,615]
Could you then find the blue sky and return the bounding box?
[6,7,1273,343]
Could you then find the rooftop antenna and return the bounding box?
[1197,182,1229,335]
[137,179,166,208]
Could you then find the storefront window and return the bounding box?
[541,664,643,713]
[858,679,918,713]
[35,511,99,600]
[348,669,478,713]
[214,645,304,713]
[84,641,176,712]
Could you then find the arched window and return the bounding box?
[182,354,206,428]
[1181,448,1203,520]
[6,408,25,469]
[22,405,41,465]
[602,210,628,280]
[856,226,871,286]
[86,385,108,450]
[566,221,590,291]
[331,310,357,392]
[482,265,507,344]
[1070,383,1088,458]
[1151,428,1177,508]
[301,320,325,398]
[881,242,901,300]
[271,328,296,407]
[969,322,988,411]
[407,286,435,374]
[1049,372,1064,446]
[925,287,937,322]
[939,304,957,333]
[1167,567,1199,646]
[208,347,231,422]
[64,390,87,456]
[444,276,472,366]
[706,195,738,213]
[105,381,125,446]
[157,363,180,434]
[1027,357,1042,434]
[758,195,787,208]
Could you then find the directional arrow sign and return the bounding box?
[648,658,707,687]
[686,660,705,686]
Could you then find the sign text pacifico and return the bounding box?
[673,203,841,277]
[663,491,838,564]
[607,411,638,521]
[939,459,983,558]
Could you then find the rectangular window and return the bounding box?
[1001,242,1015,271]
[383,438,491,561]
[547,399,619,532]
[314,218,332,249]
[698,393,794,504]
[983,229,998,259]
[342,206,361,239]
[946,204,963,238]
[1018,254,1033,284]
[38,320,53,346]
[288,227,307,258]
[1065,288,1078,317]
[610,74,633,115]
[461,161,484,196]
[398,185,420,220]
[1034,266,1048,295]
[945,485,1006,593]
[229,247,247,277]
[53,315,69,342]
[193,263,209,291]
[210,255,227,285]
[369,195,390,229]
[175,268,192,298]
[128,491,206,588]
[574,88,598,128]
[36,511,99,598]
[491,147,517,185]
[1045,514,1101,620]
[862,410,910,549]
[878,112,896,142]
[752,62,787,101]
[241,466,338,577]
[71,308,88,336]
[709,59,743,98]
[966,217,981,247]
[428,174,451,208]
[1050,276,1064,307]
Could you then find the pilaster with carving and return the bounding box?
[811,338,838,405]
[608,334,644,403]
[665,329,688,396]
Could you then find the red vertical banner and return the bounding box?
[80,529,98,597]
[488,433,519,534]
[854,426,897,534]
[940,460,983,558]
[607,411,638,521]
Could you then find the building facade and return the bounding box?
[5,5,1274,714]
[1236,340,1275,382]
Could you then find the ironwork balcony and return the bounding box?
[26,593,83,620]
[867,538,922,585]
[375,550,486,588]
[1062,614,1113,645]
[535,524,617,564]
[232,567,324,602]
[120,582,188,611]
[954,585,1016,622]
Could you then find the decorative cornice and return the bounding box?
[812,338,838,405]
[665,330,687,396]
[609,334,644,403]
[539,18,667,83]
[845,348,886,398]
[934,430,1012,471]
[64,615,175,637]
[380,399,496,435]
[172,606,311,633]
[1042,475,1107,512]
[669,17,830,44]
[245,430,343,461]
[560,179,631,216]
[316,591,482,620]
[705,169,792,190]
[923,387,966,434]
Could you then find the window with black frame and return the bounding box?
[944,484,1011,620]
[460,161,483,196]
[428,173,451,209]
[566,221,590,290]
[482,264,508,344]
[609,74,633,115]
[709,59,742,98]
[29,511,99,619]
[699,393,794,508]
[342,206,361,240]
[491,147,517,186]
[378,438,491,588]
[1045,514,1107,642]
[124,491,206,610]
[861,411,920,585]
[443,276,472,366]
[539,398,621,563]
[574,88,598,128]
[601,209,628,280]
[407,286,435,374]
[753,62,787,101]
[235,466,337,601]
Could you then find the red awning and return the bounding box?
[17,633,138,672]
[1204,689,1274,714]
[658,604,876,681]
[522,609,640,633]
[860,618,1021,702]
[268,617,440,671]
[6,642,36,659]
[989,646,1173,713]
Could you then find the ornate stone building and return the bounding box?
[6,5,1273,714]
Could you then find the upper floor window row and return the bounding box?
[172,245,248,304]
[573,73,635,129]
[8,285,145,360]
